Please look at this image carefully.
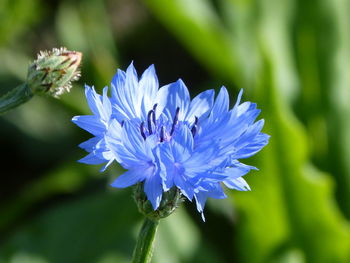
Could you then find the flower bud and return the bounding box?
[134,183,184,221]
[27,47,82,97]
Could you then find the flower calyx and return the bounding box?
[27,47,82,97]
[134,183,184,221]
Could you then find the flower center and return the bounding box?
[138,104,198,141]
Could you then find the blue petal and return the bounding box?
[221,107,261,145]
[174,173,194,200]
[191,170,227,183]
[72,115,105,136]
[184,142,220,173]
[193,183,226,221]
[101,86,112,120]
[233,89,243,108]
[194,191,206,212]
[106,121,155,169]
[229,159,258,171]
[221,166,251,179]
[231,119,268,159]
[224,176,251,191]
[104,119,123,145]
[84,85,112,121]
[185,89,214,123]
[111,69,126,89]
[144,173,163,210]
[85,85,102,116]
[110,62,141,120]
[156,79,190,120]
[157,143,176,191]
[111,70,129,122]
[172,125,193,160]
[124,62,142,116]
[121,121,152,160]
[210,87,229,120]
[198,105,262,157]
[197,182,226,199]
[194,191,207,221]
[78,152,106,165]
[100,159,114,172]
[233,133,270,159]
[111,169,146,188]
[79,137,101,151]
[140,64,159,118]
[235,102,260,120]
[206,183,226,199]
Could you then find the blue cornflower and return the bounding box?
[73,62,269,220]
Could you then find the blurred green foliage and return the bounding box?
[1,0,350,262]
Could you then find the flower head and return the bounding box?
[27,47,82,97]
[73,62,269,220]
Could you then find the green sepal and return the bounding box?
[134,183,184,221]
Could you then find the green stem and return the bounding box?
[0,83,33,114]
[132,217,159,263]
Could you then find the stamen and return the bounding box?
[191,116,199,137]
[121,120,125,127]
[191,126,197,137]
[152,104,157,125]
[160,126,165,142]
[153,103,158,111]
[147,110,154,134]
[194,116,199,125]
[140,122,146,140]
[170,107,180,136]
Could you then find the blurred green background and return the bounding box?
[1,0,350,262]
